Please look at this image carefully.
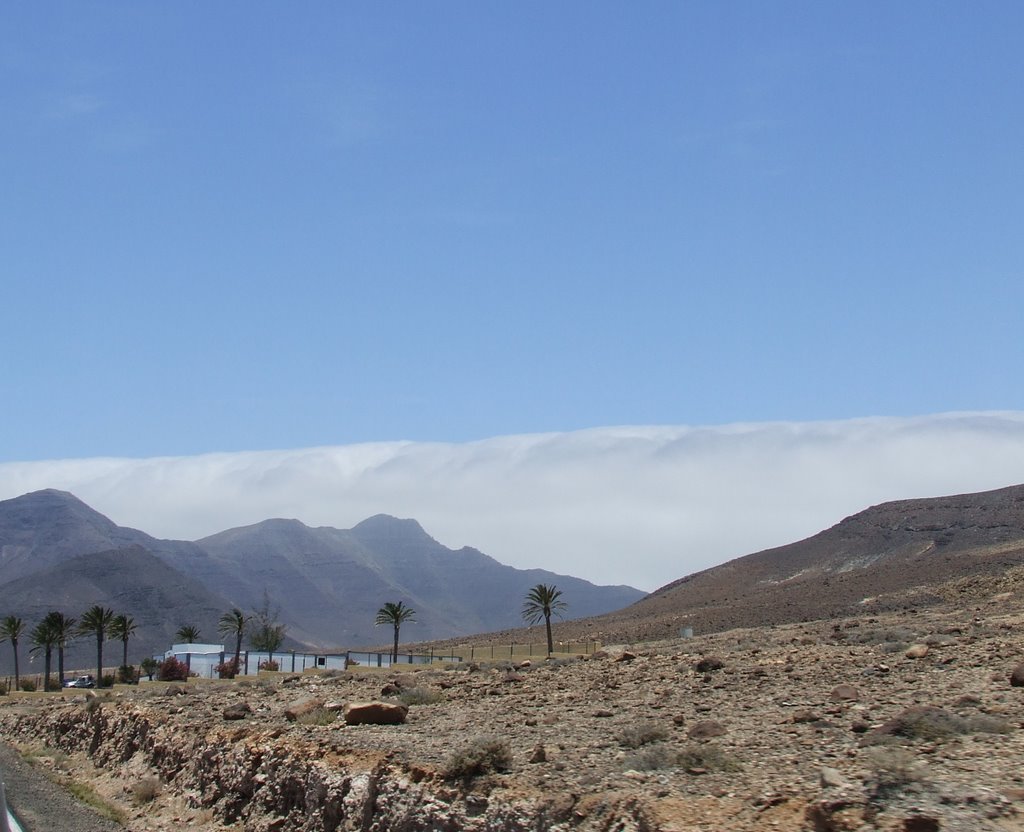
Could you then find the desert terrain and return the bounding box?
[2,585,1024,832]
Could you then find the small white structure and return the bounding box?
[164,643,226,678]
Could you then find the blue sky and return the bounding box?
[3,7,1024,592]
[3,3,1022,462]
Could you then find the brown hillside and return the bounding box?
[588,482,1024,642]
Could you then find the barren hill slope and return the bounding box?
[584,483,1024,641]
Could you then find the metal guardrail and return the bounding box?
[1,778,24,832]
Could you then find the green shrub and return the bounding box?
[0,681,7,696]
[19,679,37,692]
[444,736,512,779]
[116,665,137,684]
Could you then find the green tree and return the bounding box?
[0,615,25,691]
[218,608,248,677]
[43,611,76,686]
[140,657,158,681]
[521,584,568,655]
[77,605,115,686]
[375,601,416,663]
[29,616,59,691]
[249,592,286,666]
[175,625,201,643]
[109,614,137,669]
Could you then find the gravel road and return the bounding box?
[0,741,122,832]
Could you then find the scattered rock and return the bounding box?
[694,656,726,673]
[223,702,251,720]
[1010,665,1024,687]
[905,643,930,659]
[829,684,859,701]
[614,651,636,663]
[284,697,324,722]
[343,701,408,725]
[902,816,940,832]
[592,709,613,718]
[687,720,726,739]
[528,743,547,763]
[163,684,188,696]
[820,766,848,788]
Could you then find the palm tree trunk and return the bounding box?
[58,645,65,686]
[96,635,103,685]
[12,640,20,692]
[122,638,129,669]
[44,647,52,692]
[234,633,242,675]
[393,626,400,664]
[545,615,553,655]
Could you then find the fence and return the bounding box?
[456,640,600,661]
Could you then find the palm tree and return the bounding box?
[29,616,59,691]
[77,605,115,686]
[43,611,76,686]
[0,616,25,691]
[217,608,248,676]
[175,625,201,643]
[375,601,416,663]
[109,614,137,669]
[521,584,568,655]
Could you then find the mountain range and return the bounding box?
[0,489,644,672]
[5,482,1023,675]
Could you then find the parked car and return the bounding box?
[62,674,95,688]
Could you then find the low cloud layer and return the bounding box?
[3,412,1024,591]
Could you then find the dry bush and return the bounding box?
[444,736,512,779]
[397,686,442,706]
[295,707,336,726]
[623,745,675,771]
[863,705,1011,745]
[131,777,161,805]
[676,744,742,773]
[623,743,741,773]
[864,747,924,794]
[618,721,669,748]
[851,627,917,645]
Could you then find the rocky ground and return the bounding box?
[1,596,1024,831]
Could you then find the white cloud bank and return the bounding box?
[3,412,1024,592]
